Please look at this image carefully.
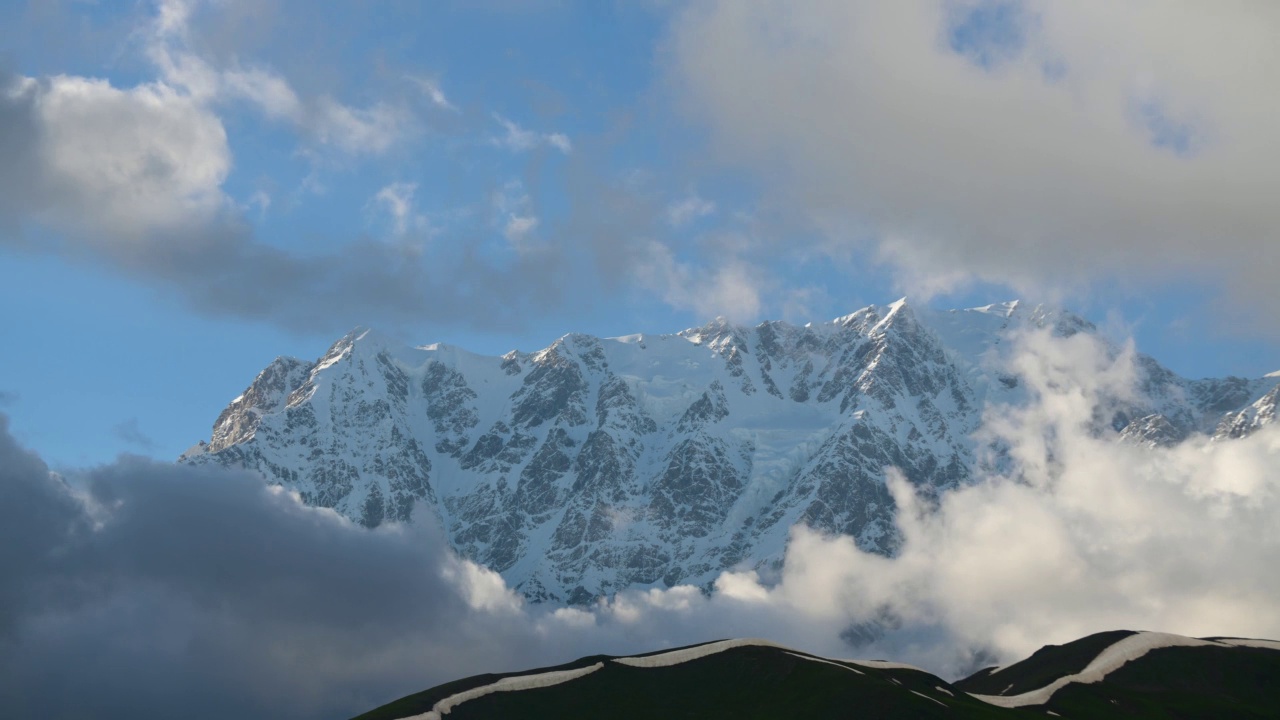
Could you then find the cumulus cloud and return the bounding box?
[667,0,1280,329]
[2,329,1278,716]
[1,72,229,240]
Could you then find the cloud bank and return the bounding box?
[667,0,1280,329]
[2,330,1277,718]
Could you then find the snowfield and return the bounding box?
[404,662,604,720]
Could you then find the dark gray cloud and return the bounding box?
[0,413,547,719]
[103,211,577,335]
[0,414,88,634]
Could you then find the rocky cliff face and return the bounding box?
[180,300,1277,603]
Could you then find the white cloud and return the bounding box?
[147,0,411,157]
[247,190,271,216]
[152,0,195,39]
[312,98,408,156]
[492,114,572,154]
[443,557,525,614]
[545,132,572,154]
[491,179,543,253]
[373,182,426,236]
[669,0,1280,329]
[634,240,764,321]
[666,193,716,227]
[29,74,231,237]
[504,215,539,245]
[221,67,303,122]
[408,76,458,112]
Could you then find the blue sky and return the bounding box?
[2,0,1278,467]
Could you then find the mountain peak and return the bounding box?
[679,315,744,346]
[965,300,1020,318]
[870,297,915,334]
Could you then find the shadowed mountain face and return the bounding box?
[352,632,1280,720]
[182,300,1278,602]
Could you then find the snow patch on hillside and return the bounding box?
[783,651,865,674]
[969,632,1227,708]
[404,662,604,720]
[614,638,789,668]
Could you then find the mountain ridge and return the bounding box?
[350,630,1280,720]
[181,300,1278,603]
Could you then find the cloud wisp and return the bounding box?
[2,329,1277,718]
[491,113,573,155]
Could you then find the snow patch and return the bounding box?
[614,638,788,668]
[911,689,947,707]
[969,632,1226,708]
[1214,637,1280,651]
[177,441,208,461]
[783,651,864,675]
[404,662,604,720]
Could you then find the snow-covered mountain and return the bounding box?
[181,300,1277,603]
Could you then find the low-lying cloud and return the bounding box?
[2,330,1277,718]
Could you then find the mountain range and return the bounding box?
[351,630,1280,719]
[180,300,1279,603]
